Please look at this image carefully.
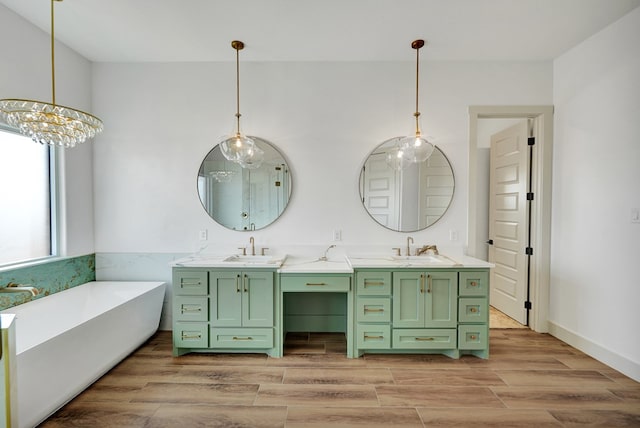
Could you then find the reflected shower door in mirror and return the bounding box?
[198,137,292,231]
[359,140,454,232]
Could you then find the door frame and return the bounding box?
[468,105,553,333]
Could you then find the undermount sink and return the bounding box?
[222,254,287,266]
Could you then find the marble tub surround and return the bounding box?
[0,254,95,311]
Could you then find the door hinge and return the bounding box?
[528,137,535,146]
[524,301,532,310]
[525,247,533,255]
[527,192,534,201]
[486,239,494,245]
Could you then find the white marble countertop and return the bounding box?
[171,253,493,271]
[278,257,353,274]
[171,254,288,268]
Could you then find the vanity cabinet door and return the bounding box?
[210,270,274,328]
[242,271,274,327]
[424,271,457,329]
[392,271,457,329]
[210,271,243,327]
[392,272,424,328]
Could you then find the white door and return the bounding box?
[488,121,529,324]
[362,152,399,229]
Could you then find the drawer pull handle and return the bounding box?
[470,281,478,287]
[306,283,326,286]
[364,308,384,313]
[420,274,425,293]
[470,335,478,340]
[181,307,202,313]
[236,274,241,293]
[181,334,202,340]
[364,281,385,286]
[181,282,202,287]
[427,274,432,293]
[232,336,253,341]
[244,274,248,292]
[469,307,478,313]
[415,337,435,341]
[364,335,384,340]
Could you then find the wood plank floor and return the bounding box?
[40,330,640,427]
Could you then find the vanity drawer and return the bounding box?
[458,298,488,323]
[280,275,350,292]
[459,271,488,297]
[356,298,391,322]
[210,328,274,349]
[174,322,208,348]
[174,296,208,322]
[356,271,392,296]
[458,324,489,350]
[174,270,208,295]
[356,324,391,349]
[392,329,457,349]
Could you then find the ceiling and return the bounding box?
[1,0,638,62]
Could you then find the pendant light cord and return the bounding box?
[414,42,421,136]
[51,0,57,106]
[235,43,241,136]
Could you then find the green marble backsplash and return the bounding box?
[0,254,95,311]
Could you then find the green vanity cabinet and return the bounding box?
[354,268,490,359]
[355,271,392,350]
[457,271,489,358]
[173,268,209,353]
[172,267,278,357]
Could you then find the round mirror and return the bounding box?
[359,139,454,232]
[198,137,292,231]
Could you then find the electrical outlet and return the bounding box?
[632,209,640,224]
[333,229,342,241]
[199,229,208,241]
[449,229,458,241]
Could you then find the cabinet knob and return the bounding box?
[470,281,478,287]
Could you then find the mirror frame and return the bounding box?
[358,142,455,233]
[197,137,293,231]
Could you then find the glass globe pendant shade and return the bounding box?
[0,99,103,148]
[399,134,434,163]
[239,144,264,169]
[220,133,256,163]
[385,138,411,171]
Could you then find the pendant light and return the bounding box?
[397,39,434,164]
[219,40,263,169]
[0,0,103,148]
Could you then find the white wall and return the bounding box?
[92,61,551,254]
[0,5,95,257]
[551,7,640,380]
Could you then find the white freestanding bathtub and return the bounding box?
[1,281,165,428]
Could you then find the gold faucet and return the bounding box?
[249,236,255,256]
[416,245,439,256]
[406,237,414,256]
[0,282,39,297]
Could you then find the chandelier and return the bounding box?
[219,40,264,169]
[386,39,435,170]
[0,0,103,148]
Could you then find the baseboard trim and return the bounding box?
[548,321,639,382]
